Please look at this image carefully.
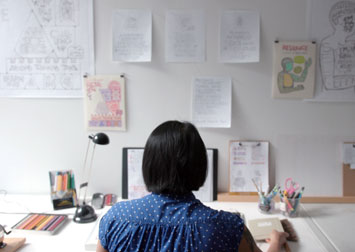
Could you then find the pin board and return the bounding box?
[343,143,355,196]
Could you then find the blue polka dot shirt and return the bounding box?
[99,193,244,252]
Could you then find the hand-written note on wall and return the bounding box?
[229,141,269,192]
[165,10,205,62]
[112,9,152,62]
[220,10,260,63]
[0,0,94,97]
[192,76,232,128]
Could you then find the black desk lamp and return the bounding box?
[74,133,109,223]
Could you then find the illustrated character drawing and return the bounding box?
[277,57,312,93]
[320,1,355,91]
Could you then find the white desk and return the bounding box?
[302,203,355,252]
[0,194,343,252]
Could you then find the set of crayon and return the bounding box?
[13,213,67,234]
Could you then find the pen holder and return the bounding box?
[279,197,300,217]
[258,197,274,214]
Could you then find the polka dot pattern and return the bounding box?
[99,193,244,251]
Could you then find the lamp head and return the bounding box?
[89,133,109,145]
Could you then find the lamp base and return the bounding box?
[73,204,97,223]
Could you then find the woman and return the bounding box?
[97,121,288,252]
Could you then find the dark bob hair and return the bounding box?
[142,121,207,195]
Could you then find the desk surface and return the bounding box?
[0,194,346,252]
[302,203,355,252]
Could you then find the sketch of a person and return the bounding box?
[320,1,355,91]
[277,57,312,93]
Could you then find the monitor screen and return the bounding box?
[122,148,217,202]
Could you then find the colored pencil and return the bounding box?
[47,216,65,231]
[56,173,62,192]
[67,172,71,190]
[283,190,294,211]
[15,214,34,229]
[42,215,60,231]
[35,215,54,231]
[24,215,44,230]
[16,214,39,229]
[30,215,47,230]
[71,172,75,189]
[63,172,68,192]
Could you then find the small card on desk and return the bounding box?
[247,217,284,240]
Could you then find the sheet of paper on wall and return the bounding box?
[342,143,355,169]
[272,41,316,99]
[0,0,94,98]
[192,76,232,128]
[229,141,269,192]
[307,0,355,102]
[219,10,260,63]
[84,75,126,131]
[165,10,205,63]
[112,9,152,62]
[125,148,216,202]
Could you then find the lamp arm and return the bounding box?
[78,138,91,204]
[83,144,96,205]
[82,138,91,175]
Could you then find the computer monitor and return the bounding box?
[122,148,218,202]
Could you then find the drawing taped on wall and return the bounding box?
[84,75,126,131]
[272,41,316,99]
[320,1,355,90]
[308,0,355,101]
[0,0,94,98]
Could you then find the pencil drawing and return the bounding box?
[0,0,89,96]
[320,0,355,91]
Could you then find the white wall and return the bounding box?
[1,0,354,197]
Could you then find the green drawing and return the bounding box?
[277,56,312,94]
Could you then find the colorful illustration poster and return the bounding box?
[0,0,94,98]
[272,41,316,99]
[308,0,355,101]
[84,75,126,131]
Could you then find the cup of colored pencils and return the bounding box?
[279,187,305,217]
[252,179,278,214]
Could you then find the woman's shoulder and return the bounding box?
[198,203,244,226]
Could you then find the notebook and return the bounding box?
[247,217,284,240]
